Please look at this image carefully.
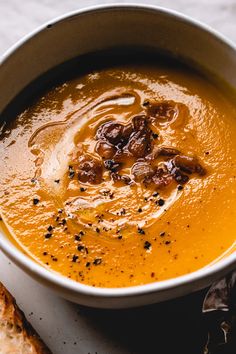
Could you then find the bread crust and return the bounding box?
[0,282,52,354]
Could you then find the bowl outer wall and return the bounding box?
[0,4,236,308]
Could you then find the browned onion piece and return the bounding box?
[144,100,177,121]
[146,146,180,160]
[132,115,148,131]
[132,161,155,182]
[127,134,151,158]
[96,140,116,159]
[110,172,131,185]
[173,155,206,176]
[96,121,124,145]
[77,155,103,184]
[166,160,189,184]
[151,168,173,188]
[127,115,152,158]
[157,147,180,157]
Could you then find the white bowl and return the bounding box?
[0,4,236,309]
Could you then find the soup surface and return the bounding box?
[1,59,236,288]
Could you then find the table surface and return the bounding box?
[0,1,235,353]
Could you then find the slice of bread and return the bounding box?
[0,282,52,354]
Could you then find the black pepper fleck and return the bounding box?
[93,258,102,265]
[33,198,39,205]
[157,198,165,206]
[152,133,158,139]
[144,241,151,250]
[68,165,75,178]
[120,208,126,215]
[138,227,145,235]
[77,245,85,251]
[61,218,67,226]
[72,255,78,262]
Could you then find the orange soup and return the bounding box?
[1,57,236,287]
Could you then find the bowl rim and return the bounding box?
[1,2,236,300]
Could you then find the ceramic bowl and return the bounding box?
[0,4,236,308]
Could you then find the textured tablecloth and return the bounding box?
[0,1,235,354]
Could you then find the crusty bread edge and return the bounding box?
[0,282,52,354]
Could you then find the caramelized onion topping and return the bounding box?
[74,101,207,188]
[132,162,155,181]
[143,100,178,122]
[77,155,103,184]
[96,141,116,159]
[173,155,206,176]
